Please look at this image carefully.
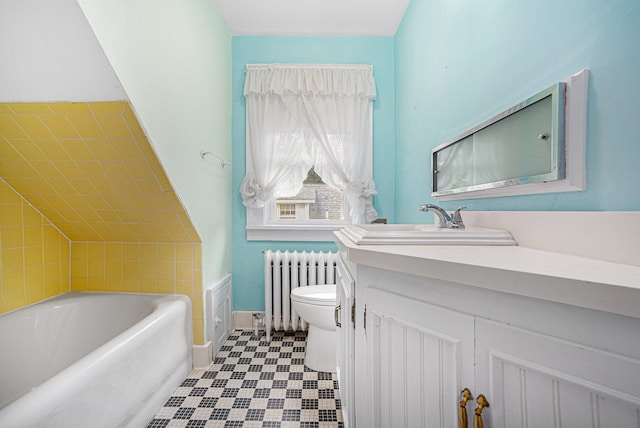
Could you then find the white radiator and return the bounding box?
[264,250,338,341]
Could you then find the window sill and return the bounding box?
[246,224,347,242]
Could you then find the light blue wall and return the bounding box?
[395,0,640,222]
[232,37,395,311]
[232,2,640,310]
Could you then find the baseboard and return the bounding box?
[192,341,213,369]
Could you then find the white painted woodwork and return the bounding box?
[365,286,474,428]
[336,258,355,428]
[335,229,640,320]
[207,275,232,357]
[336,232,640,428]
[476,319,640,428]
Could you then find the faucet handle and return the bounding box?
[453,206,466,216]
[452,206,467,228]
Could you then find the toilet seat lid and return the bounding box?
[290,284,336,305]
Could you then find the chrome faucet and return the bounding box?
[418,204,466,229]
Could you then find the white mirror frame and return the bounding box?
[433,69,588,201]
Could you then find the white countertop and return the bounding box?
[335,231,640,319]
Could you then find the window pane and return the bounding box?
[275,168,344,221]
[278,203,296,219]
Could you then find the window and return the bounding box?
[274,168,345,222]
[277,203,297,220]
[241,64,378,241]
[256,168,350,240]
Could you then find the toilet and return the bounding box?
[290,284,337,373]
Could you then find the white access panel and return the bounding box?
[207,274,232,357]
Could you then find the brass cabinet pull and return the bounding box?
[459,388,473,428]
[335,305,341,328]
[474,394,490,428]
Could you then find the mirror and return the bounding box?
[432,82,565,198]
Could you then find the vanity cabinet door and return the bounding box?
[336,258,355,428]
[475,318,640,428]
[363,286,475,428]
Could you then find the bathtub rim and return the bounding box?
[0,291,193,424]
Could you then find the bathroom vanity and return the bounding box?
[334,227,640,428]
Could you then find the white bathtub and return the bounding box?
[0,292,192,428]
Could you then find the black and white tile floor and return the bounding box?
[146,330,343,428]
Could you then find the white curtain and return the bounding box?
[240,64,378,224]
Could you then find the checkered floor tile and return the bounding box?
[146,330,343,428]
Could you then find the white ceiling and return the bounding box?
[214,0,411,36]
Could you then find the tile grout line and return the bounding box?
[146,329,344,428]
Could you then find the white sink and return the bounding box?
[341,224,517,246]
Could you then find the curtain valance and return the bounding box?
[244,64,376,99]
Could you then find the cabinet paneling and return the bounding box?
[337,249,640,428]
[365,287,474,428]
[336,258,355,428]
[476,318,640,428]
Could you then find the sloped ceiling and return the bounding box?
[0,101,200,243]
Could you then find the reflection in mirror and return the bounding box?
[432,83,564,198]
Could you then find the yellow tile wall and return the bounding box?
[0,102,200,243]
[70,241,204,344]
[0,102,204,344]
[0,180,71,314]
